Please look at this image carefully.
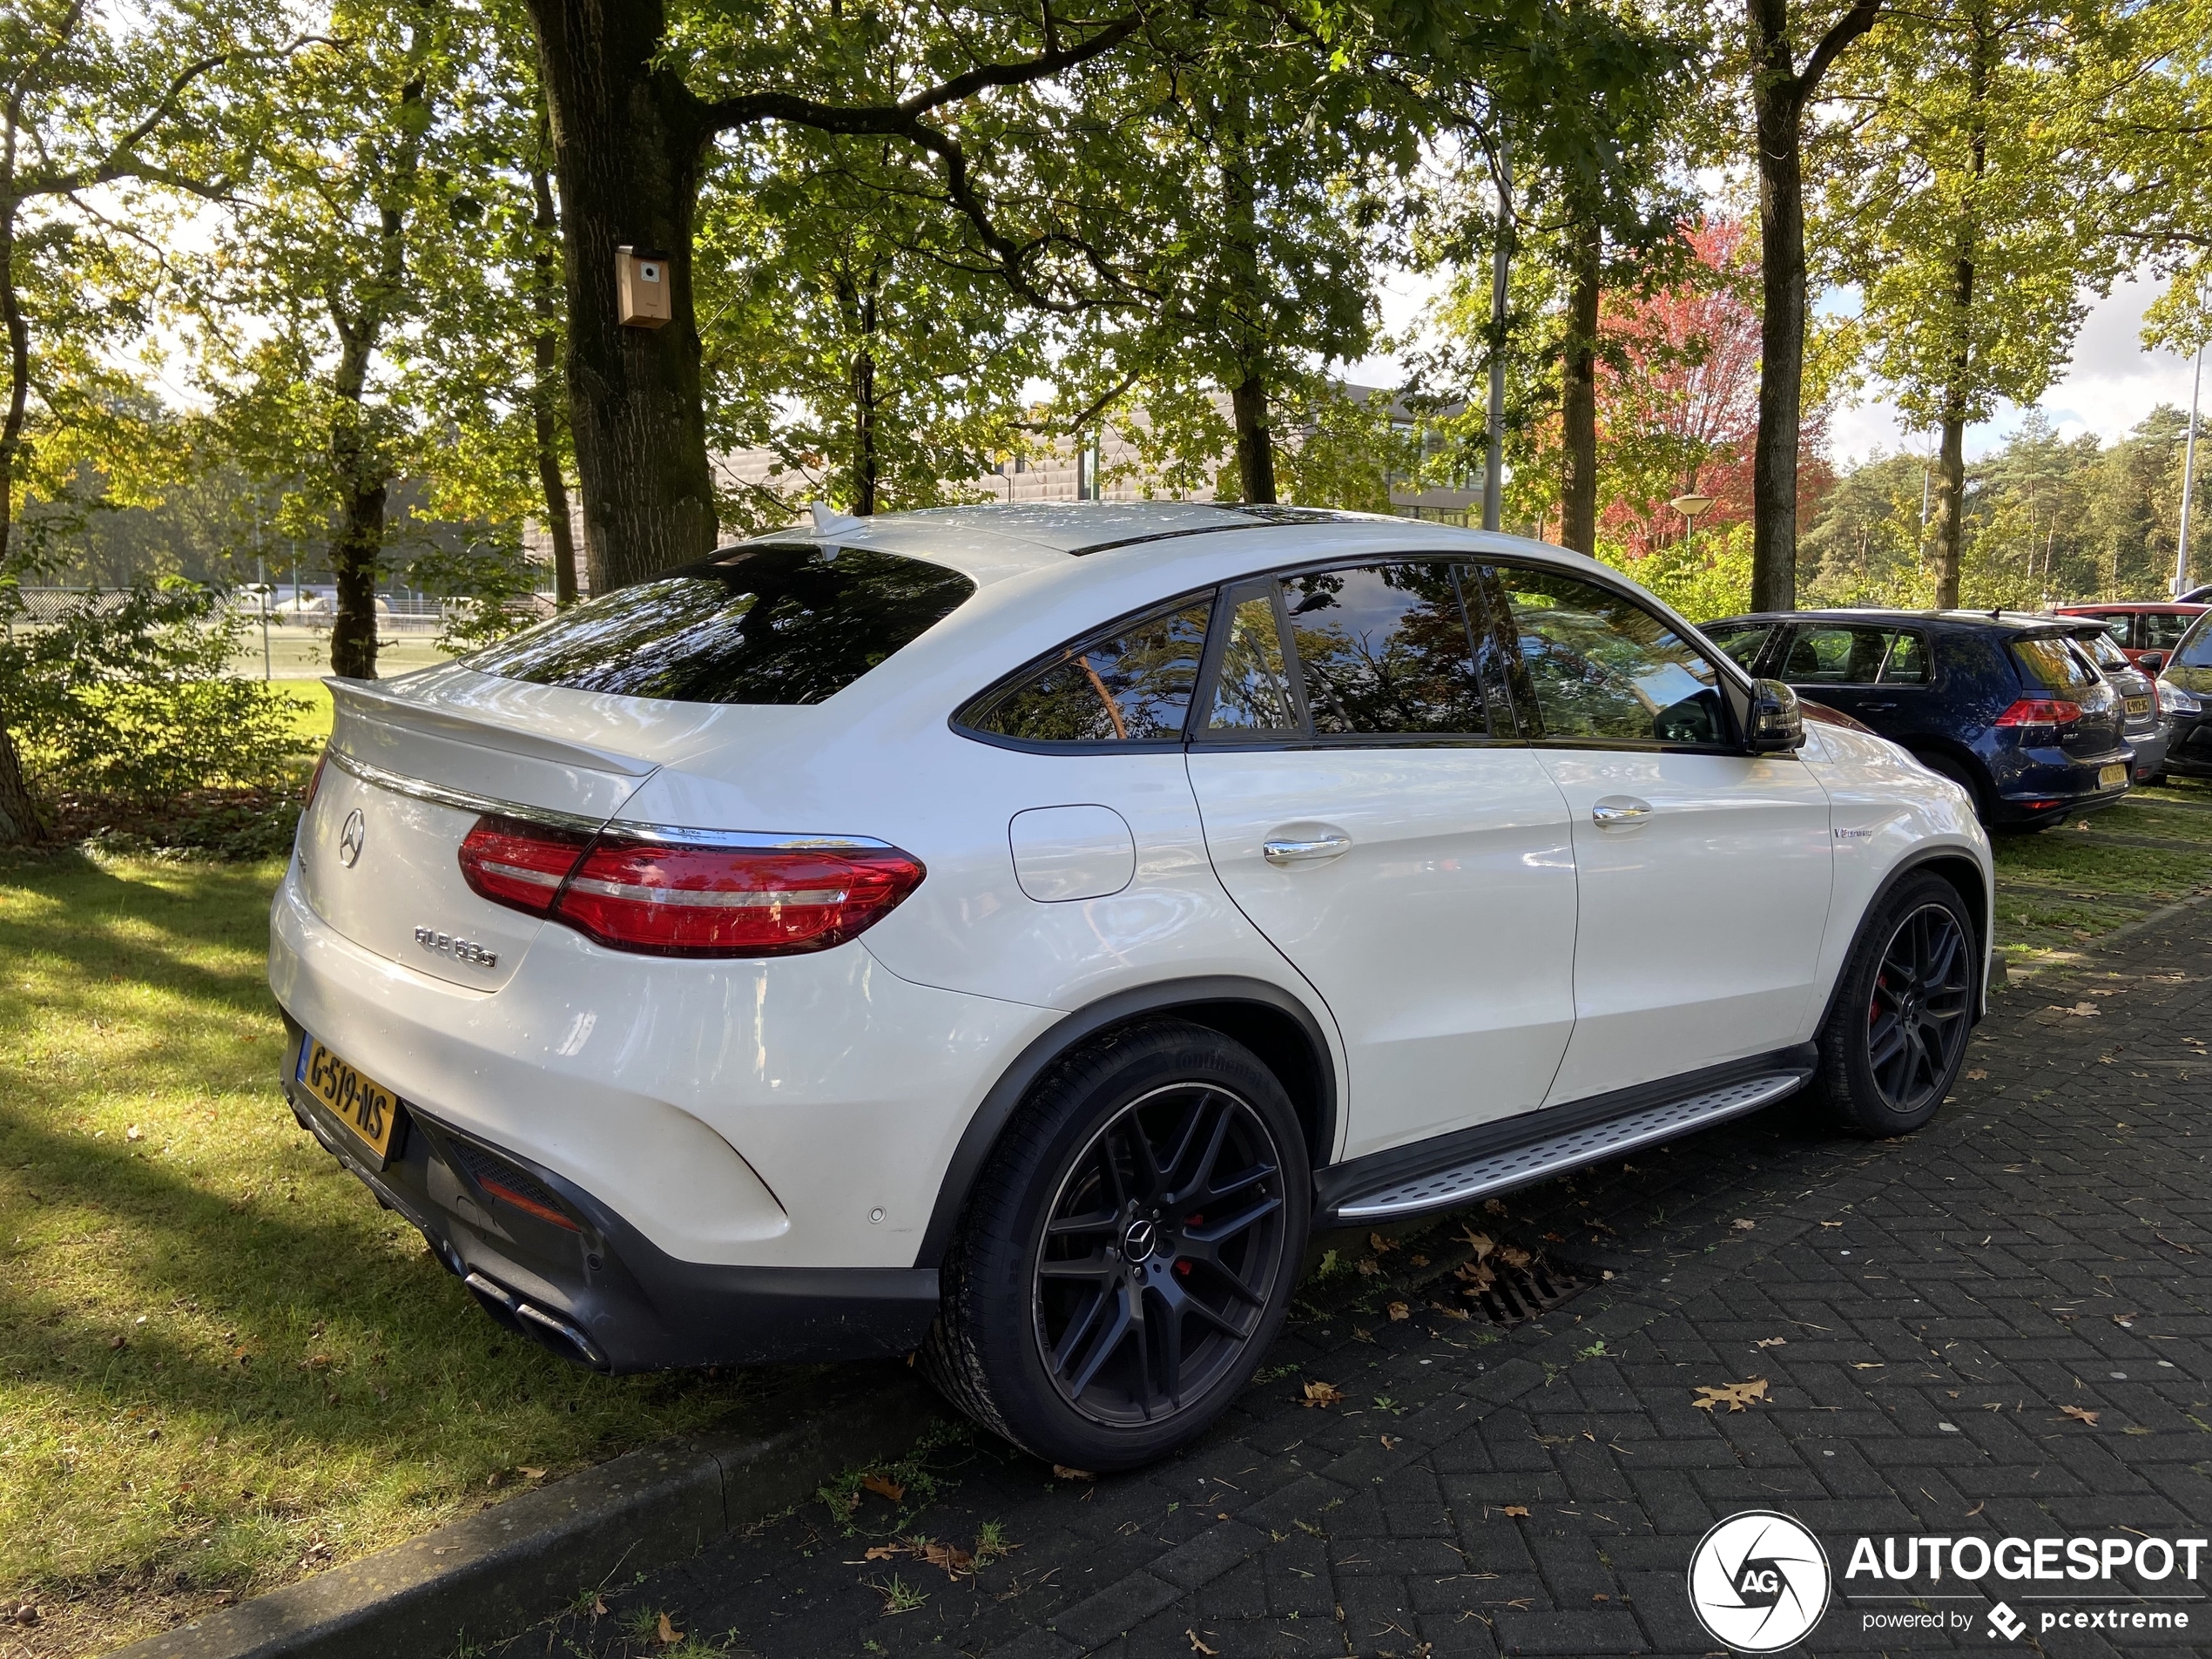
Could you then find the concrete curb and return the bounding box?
[111,1360,949,1659]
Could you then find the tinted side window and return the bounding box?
[1781,624,1925,685]
[467,544,974,705]
[1701,623,1774,671]
[1494,567,1728,745]
[1282,563,1491,737]
[2012,635,2097,693]
[1205,588,1302,732]
[968,599,1212,744]
[2145,613,2196,652]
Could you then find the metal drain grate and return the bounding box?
[1458,1255,1598,1328]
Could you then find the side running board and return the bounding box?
[1317,1051,1814,1226]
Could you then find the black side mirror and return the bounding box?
[1747,678,1805,753]
[2141,651,2168,674]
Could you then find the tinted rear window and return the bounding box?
[465,545,974,705]
[2011,635,2097,693]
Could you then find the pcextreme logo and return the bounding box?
[1686,1510,1833,1652]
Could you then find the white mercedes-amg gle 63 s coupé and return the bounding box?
[271,502,1992,1470]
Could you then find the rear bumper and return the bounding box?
[2128,725,2170,781]
[1988,745,2134,820]
[279,1015,938,1371]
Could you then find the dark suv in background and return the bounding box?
[1702,610,2133,828]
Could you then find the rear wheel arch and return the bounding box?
[914,977,1339,1269]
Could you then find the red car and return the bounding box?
[2050,603,2208,671]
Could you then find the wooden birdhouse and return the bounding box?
[617,246,672,329]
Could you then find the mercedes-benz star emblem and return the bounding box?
[338,809,367,868]
[1686,1510,1831,1653]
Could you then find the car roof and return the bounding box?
[716,501,1612,591]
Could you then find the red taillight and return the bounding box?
[458,816,924,957]
[1994,698,2082,728]
[303,750,329,811]
[458,815,593,915]
[556,837,925,957]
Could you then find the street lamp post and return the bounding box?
[1669,492,1717,562]
[2178,342,2204,598]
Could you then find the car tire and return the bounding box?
[921,1019,1311,1471]
[1812,871,1978,1136]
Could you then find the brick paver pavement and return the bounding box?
[513,910,2212,1659]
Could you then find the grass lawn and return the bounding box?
[0,853,771,1657]
[5,770,2211,1654]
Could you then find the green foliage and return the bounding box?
[1602,521,1754,624]
[1800,410,2201,609]
[0,583,309,806]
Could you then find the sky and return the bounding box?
[1825,275,2203,469]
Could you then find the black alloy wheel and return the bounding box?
[922,1019,1310,1471]
[1814,871,1979,1136]
[1034,1082,1289,1426]
[1863,902,1973,1115]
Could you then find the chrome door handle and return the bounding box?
[1263,833,1352,866]
[1590,796,1653,826]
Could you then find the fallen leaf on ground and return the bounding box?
[1501,1505,1530,1517]
[1302,1380,1345,1408]
[1496,1244,1532,1269]
[1692,1379,1770,1413]
[2114,1313,2136,1327]
[1455,1260,1495,1290]
[1755,1337,1787,1349]
[864,1545,901,1561]
[1386,1301,1411,1322]
[1731,1218,1756,1231]
[125,1125,142,1142]
[1355,1258,1383,1278]
[1851,1362,1885,1370]
[1820,1221,1843,1229]
[657,1611,681,1644]
[1484,1199,1507,1217]
[1542,1231,1565,1242]
[1368,1232,1399,1254]
[1380,1435,1399,1451]
[2051,1002,2101,1016]
[860,1473,906,1502]
[516,1466,546,1480]
[1051,1465,1093,1481]
[1965,1069,1987,1080]
[919,1541,974,1576]
[1428,1300,1470,1320]
[590,1595,607,1617]
[2061,1406,2101,1426]
[1188,1630,1219,1656]
[1456,1227,1495,1257]
[1409,1254,1428,1267]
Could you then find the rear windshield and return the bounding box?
[2010,635,2097,693]
[465,544,975,705]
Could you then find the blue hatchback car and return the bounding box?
[1699,610,2133,828]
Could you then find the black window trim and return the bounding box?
[1480,557,1750,754]
[948,584,1223,755]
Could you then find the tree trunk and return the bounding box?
[851,285,879,515]
[524,0,717,592]
[327,335,386,681]
[1558,211,1602,555]
[530,152,578,607]
[1932,12,1991,612]
[1748,0,1806,612]
[0,186,44,845]
[1229,374,1277,504]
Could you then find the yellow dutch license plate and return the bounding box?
[2099,763,2128,790]
[2127,695,2153,717]
[296,1037,403,1163]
